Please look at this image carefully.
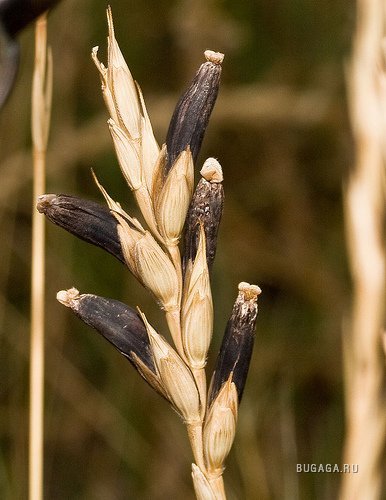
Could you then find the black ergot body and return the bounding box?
[69,293,156,372]
[165,50,224,272]
[37,194,125,263]
[165,51,223,172]
[183,176,224,274]
[209,284,260,405]
[62,291,171,400]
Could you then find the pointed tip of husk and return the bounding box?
[106,5,114,33]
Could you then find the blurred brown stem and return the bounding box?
[341,0,386,499]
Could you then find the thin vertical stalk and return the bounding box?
[29,14,52,500]
[341,0,386,499]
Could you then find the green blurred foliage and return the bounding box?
[0,0,361,498]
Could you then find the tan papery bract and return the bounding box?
[134,232,180,310]
[136,82,160,192]
[151,144,167,202]
[116,218,143,279]
[91,46,119,125]
[92,172,144,233]
[105,7,141,138]
[182,226,213,368]
[116,215,178,309]
[155,149,194,245]
[130,352,169,400]
[204,377,238,475]
[108,119,142,190]
[92,173,176,306]
[140,312,201,423]
[92,8,162,241]
[191,464,217,500]
[182,291,213,369]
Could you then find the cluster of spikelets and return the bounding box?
[37,8,261,499]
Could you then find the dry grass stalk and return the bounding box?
[342,0,386,498]
[30,13,52,500]
[38,8,261,498]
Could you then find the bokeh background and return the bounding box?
[0,0,360,498]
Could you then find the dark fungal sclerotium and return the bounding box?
[165,50,223,172]
[183,160,224,275]
[37,194,125,263]
[62,292,155,371]
[57,290,170,399]
[208,283,261,405]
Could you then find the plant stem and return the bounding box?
[187,422,206,473]
[341,0,386,498]
[134,186,163,242]
[165,243,186,359]
[167,243,183,305]
[29,150,46,500]
[208,475,226,499]
[192,367,207,418]
[165,308,186,361]
[29,14,51,500]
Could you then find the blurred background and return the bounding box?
[0,0,359,498]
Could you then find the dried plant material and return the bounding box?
[182,225,213,369]
[30,15,52,500]
[91,169,136,222]
[151,143,167,204]
[200,157,223,183]
[107,116,161,239]
[183,158,224,273]
[37,194,125,263]
[115,214,180,310]
[204,50,224,65]
[92,7,160,237]
[155,149,194,245]
[108,118,142,190]
[141,312,201,423]
[341,1,386,498]
[31,16,52,153]
[92,6,141,137]
[91,174,179,309]
[136,81,160,192]
[209,282,261,405]
[204,376,238,476]
[191,464,216,500]
[134,231,180,310]
[46,10,262,498]
[130,352,169,401]
[165,50,223,171]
